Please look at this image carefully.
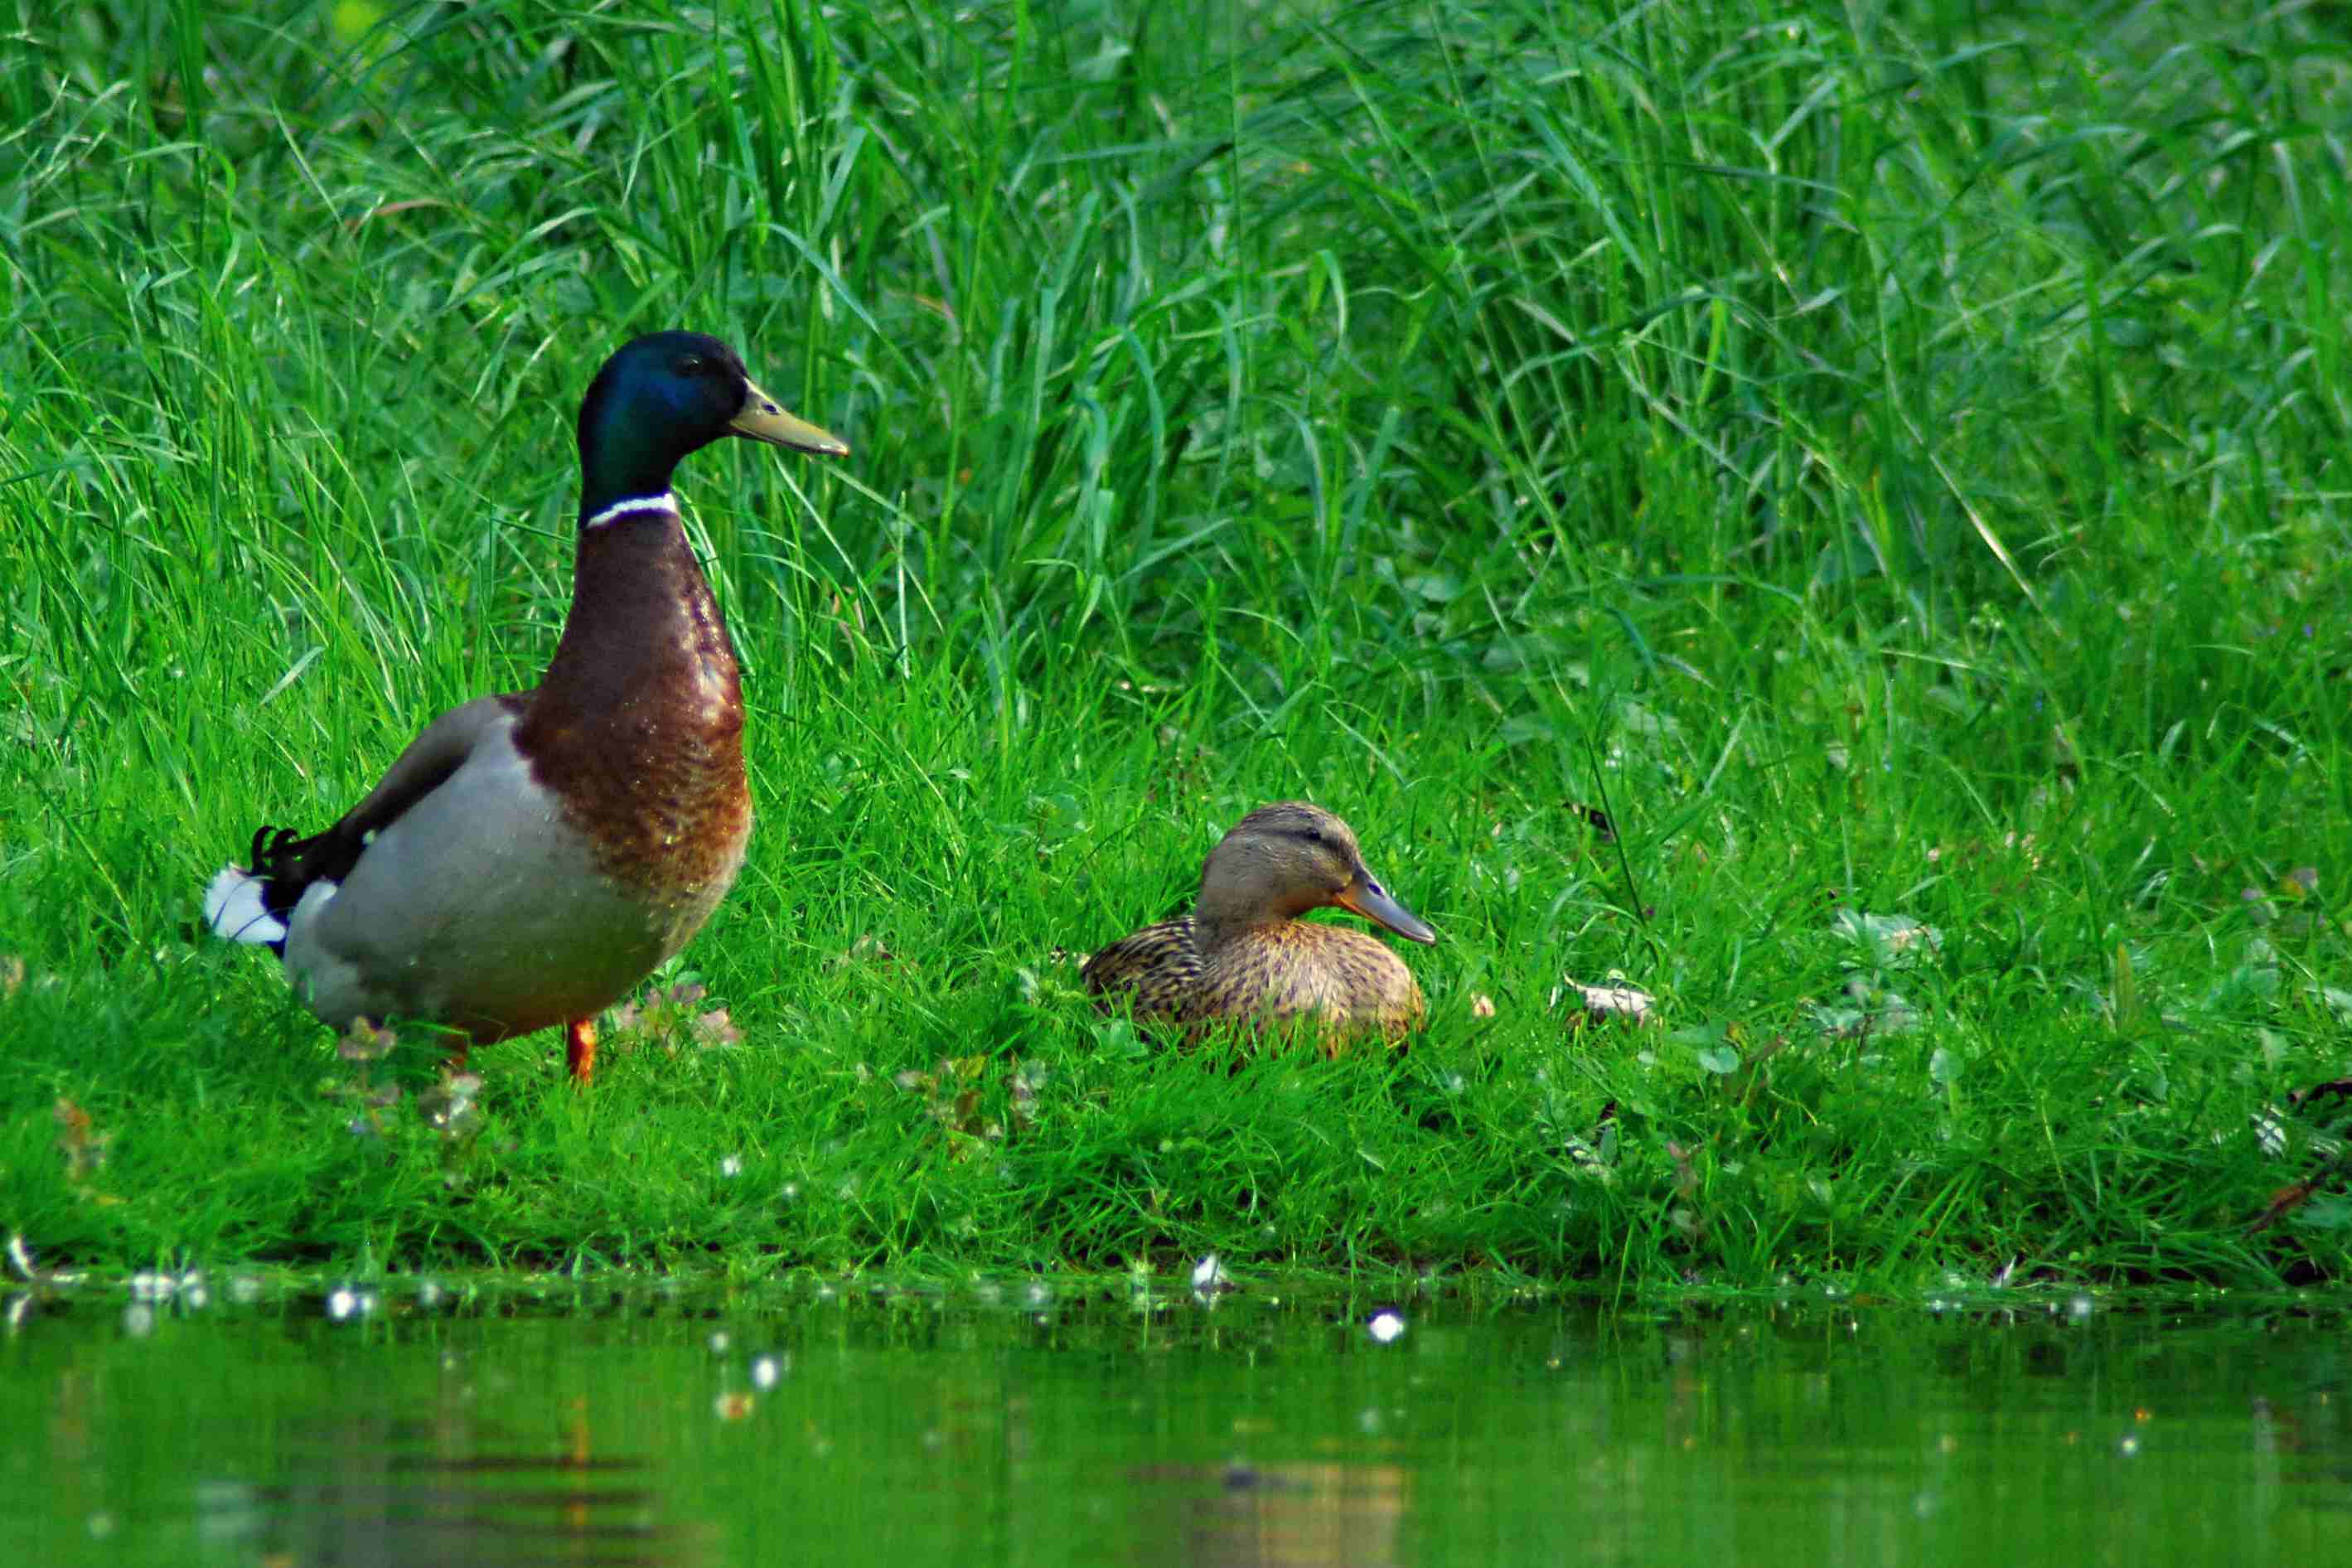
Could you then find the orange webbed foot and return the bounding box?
[565,1019,598,1085]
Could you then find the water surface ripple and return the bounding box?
[5,1281,2345,1566]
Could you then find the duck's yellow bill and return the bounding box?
[731,377,849,457]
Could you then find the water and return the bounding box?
[5,1278,2346,1566]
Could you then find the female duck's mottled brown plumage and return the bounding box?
[1082,801,1439,1052]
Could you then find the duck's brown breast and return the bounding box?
[515,514,753,909]
[1189,922,1425,1046]
[1086,914,1424,1052]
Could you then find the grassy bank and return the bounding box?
[4,0,2351,1291]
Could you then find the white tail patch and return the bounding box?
[204,867,290,946]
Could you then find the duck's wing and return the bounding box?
[1079,917,1201,1011]
[203,693,525,949]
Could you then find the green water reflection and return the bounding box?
[4,1280,2347,1566]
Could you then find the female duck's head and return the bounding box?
[1193,801,1438,943]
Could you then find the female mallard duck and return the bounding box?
[202,332,846,1084]
[1081,801,1439,1051]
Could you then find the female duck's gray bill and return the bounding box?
[729,376,849,457]
[1335,876,1439,944]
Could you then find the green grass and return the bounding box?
[5,0,2352,1292]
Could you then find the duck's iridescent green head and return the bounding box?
[575,331,847,519]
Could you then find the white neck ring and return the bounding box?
[583,491,678,530]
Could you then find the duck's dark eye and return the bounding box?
[676,355,706,375]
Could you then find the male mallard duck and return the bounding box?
[1081,801,1439,1051]
[202,332,846,1083]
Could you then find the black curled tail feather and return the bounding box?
[248,822,365,932]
